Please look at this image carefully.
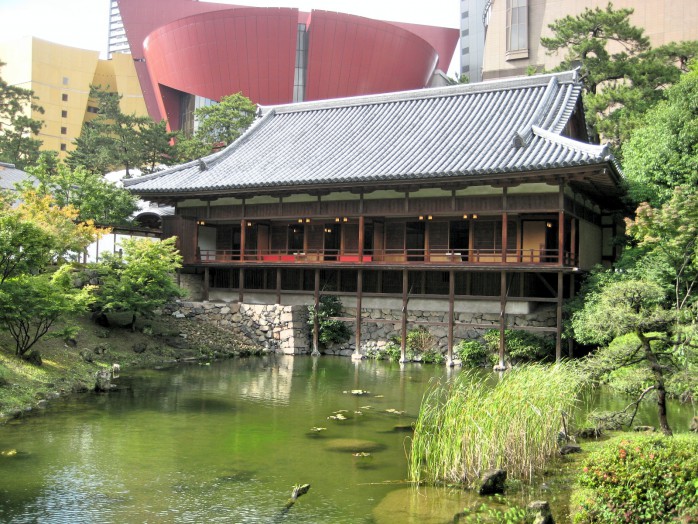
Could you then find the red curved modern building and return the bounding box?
[116,0,459,131]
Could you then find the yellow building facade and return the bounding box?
[0,37,147,159]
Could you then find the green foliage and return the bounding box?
[22,156,138,225]
[382,341,402,362]
[307,295,351,347]
[456,339,493,367]
[483,329,555,363]
[573,435,698,523]
[409,364,585,486]
[406,326,436,353]
[0,268,93,356]
[0,61,44,168]
[0,212,54,283]
[622,66,698,205]
[541,5,696,152]
[193,93,256,146]
[175,93,256,162]
[93,237,184,329]
[68,85,178,176]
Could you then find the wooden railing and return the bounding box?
[196,248,577,266]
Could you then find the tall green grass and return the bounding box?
[408,364,585,486]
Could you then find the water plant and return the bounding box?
[455,339,493,367]
[408,363,584,486]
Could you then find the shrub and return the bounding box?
[483,329,555,363]
[456,339,492,367]
[307,295,351,346]
[420,348,445,364]
[382,341,402,362]
[406,327,436,353]
[573,434,698,523]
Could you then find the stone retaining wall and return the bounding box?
[165,301,309,354]
[163,300,556,357]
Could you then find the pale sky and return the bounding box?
[0,0,462,75]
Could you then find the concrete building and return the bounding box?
[481,0,698,80]
[459,0,490,82]
[115,0,459,132]
[0,37,148,158]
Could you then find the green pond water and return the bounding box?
[0,356,694,523]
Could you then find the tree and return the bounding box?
[139,120,177,174]
[0,268,93,357]
[22,156,138,225]
[68,86,178,176]
[176,93,256,162]
[94,237,184,330]
[0,212,54,283]
[541,4,698,152]
[15,190,106,263]
[572,276,677,435]
[622,64,698,205]
[0,61,44,168]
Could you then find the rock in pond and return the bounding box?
[527,500,555,524]
[323,438,385,453]
[373,487,475,524]
[478,469,507,495]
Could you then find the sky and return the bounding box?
[0,0,462,75]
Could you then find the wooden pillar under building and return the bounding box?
[358,215,365,262]
[568,273,575,357]
[312,269,320,356]
[447,269,455,366]
[240,218,246,262]
[496,271,507,370]
[556,271,564,362]
[501,187,508,263]
[238,268,244,303]
[276,267,282,305]
[353,269,363,359]
[558,182,565,266]
[400,268,408,363]
[203,266,210,301]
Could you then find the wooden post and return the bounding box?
[312,269,320,356]
[353,269,363,359]
[447,269,455,366]
[238,268,244,303]
[568,273,575,357]
[556,271,564,362]
[501,187,508,263]
[496,270,507,371]
[240,218,246,262]
[276,267,282,305]
[203,266,210,301]
[400,268,408,363]
[558,182,565,266]
[358,215,365,262]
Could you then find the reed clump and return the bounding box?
[408,363,584,486]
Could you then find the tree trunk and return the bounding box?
[131,313,137,332]
[638,332,673,436]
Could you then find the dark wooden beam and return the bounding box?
[354,269,363,358]
[312,269,320,356]
[400,268,408,363]
[447,269,455,366]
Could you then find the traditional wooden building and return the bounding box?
[125,70,625,364]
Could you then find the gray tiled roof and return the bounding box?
[0,162,30,190]
[125,71,619,195]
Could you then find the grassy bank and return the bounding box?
[0,313,260,422]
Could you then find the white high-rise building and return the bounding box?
[460,0,489,82]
